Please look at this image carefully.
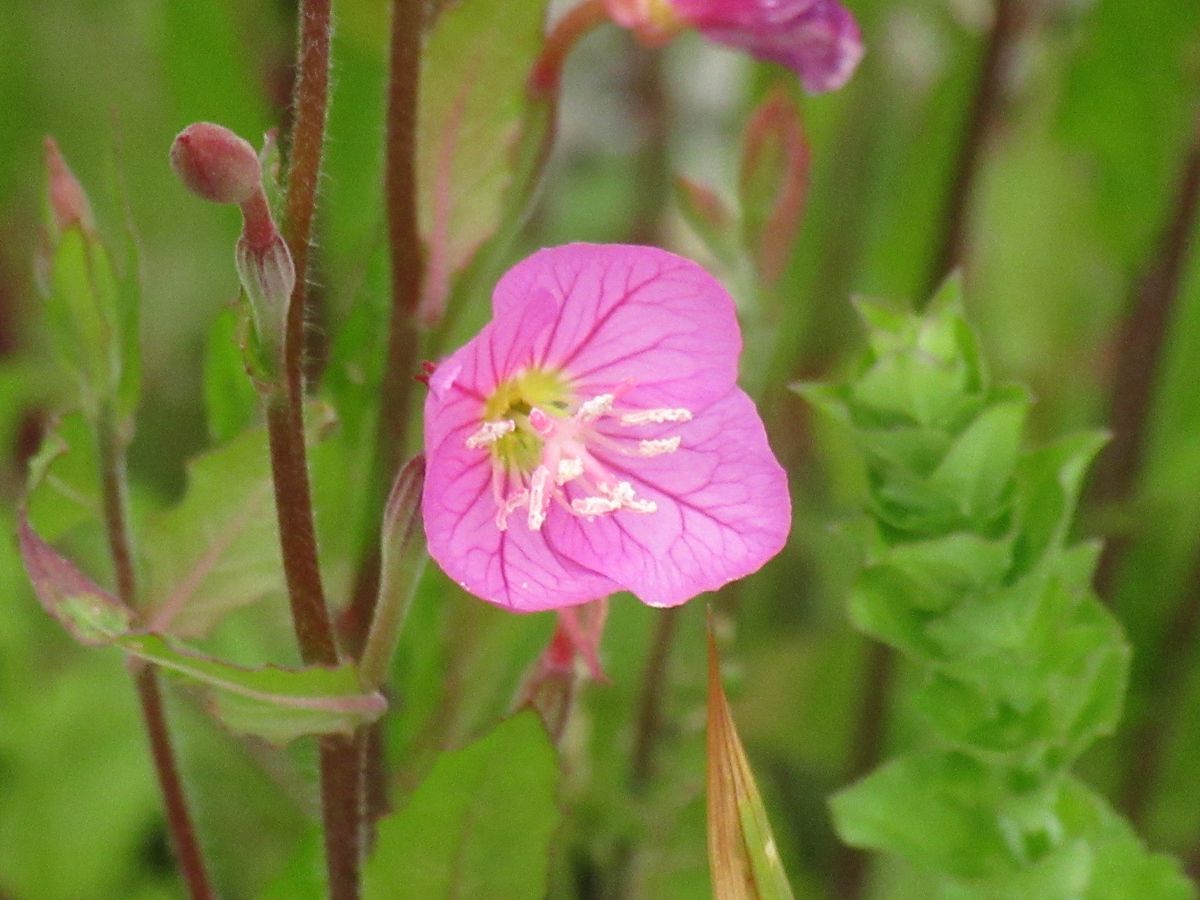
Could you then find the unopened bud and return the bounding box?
[170,123,262,205]
[44,137,95,236]
[235,230,294,358]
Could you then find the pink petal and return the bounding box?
[676,0,864,94]
[548,389,791,606]
[422,449,621,610]
[492,243,741,411]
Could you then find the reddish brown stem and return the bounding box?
[134,666,215,900]
[923,0,1023,299]
[1092,117,1200,597]
[281,0,332,409]
[97,412,213,899]
[264,395,361,900]
[380,0,425,485]
[275,4,364,891]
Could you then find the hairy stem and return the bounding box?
[281,0,332,409]
[276,3,363,893]
[97,411,213,900]
[264,397,361,900]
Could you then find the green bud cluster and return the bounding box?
[802,280,1192,897]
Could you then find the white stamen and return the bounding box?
[608,480,657,513]
[569,480,657,519]
[556,457,584,485]
[527,466,552,530]
[619,408,693,426]
[466,419,515,449]
[495,489,528,532]
[637,437,681,456]
[574,393,614,422]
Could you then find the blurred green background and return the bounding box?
[1,0,1199,897]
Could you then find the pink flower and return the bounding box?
[606,0,863,94]
[422,244,791,612]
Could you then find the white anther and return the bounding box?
[619,408,693,426]
[556,457,584,485]
[574,393,614,422]
[465,419,515,449]
[570,495,621,518]
[495,489,528,532]
[527,466,552,530]
[637,437,681,457]
[607,480,657,513]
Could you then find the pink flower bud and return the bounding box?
[43,137,95,236]
[170,123,262,205]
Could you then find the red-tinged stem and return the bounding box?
[97,411,213,900]
[529,0,608,98]
[133,666,214,900]
[281,0,332,410]
[922,0,1023,299]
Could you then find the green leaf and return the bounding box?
[365,711,561,900]
[929,391,1029,523]
[707,618,796,899]
[44,229,121,412]
[831,752,1015,881]
[202,304,259,443]
[24,412,100,541]
[1056,779,1196,900]
[739,87,809,285]
[118,634,386,746]
[18,513,132,646]
[139,423,282,637]
[416,0,549,322]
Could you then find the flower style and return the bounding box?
[422,244,791,612]
[606,0,863,94]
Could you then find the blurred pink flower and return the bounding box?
[606,0,863,93]
[422,243,790,612]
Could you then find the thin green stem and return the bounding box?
[97,409,213,900]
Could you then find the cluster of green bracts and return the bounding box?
[803,280,1192,897]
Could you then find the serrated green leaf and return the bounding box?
[929,392,1028,521]
[365,711,560,900]
[707,618,795,900]
[1056,779,1196,900]
[831,752,1014,880]
[416,0,549,322]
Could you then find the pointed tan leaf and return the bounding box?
[707,611,795,900]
